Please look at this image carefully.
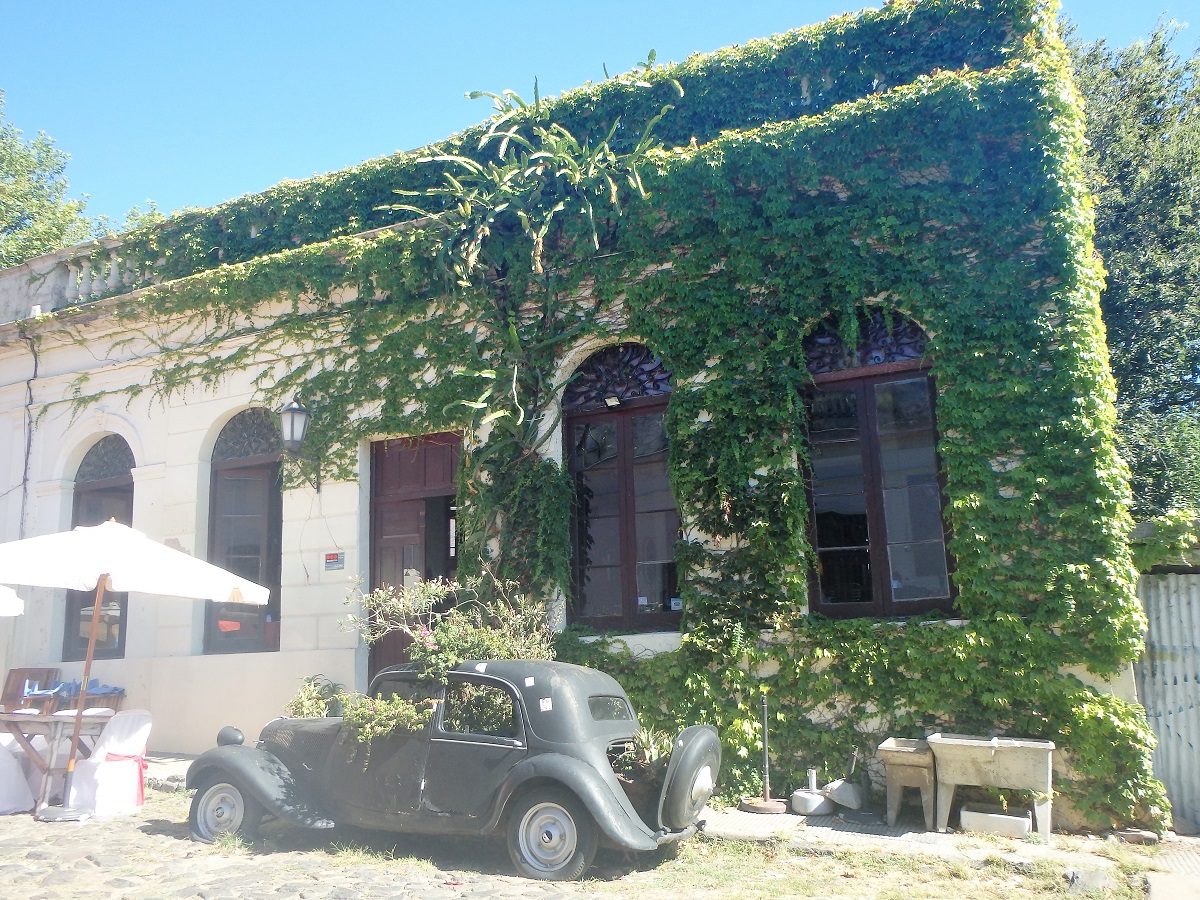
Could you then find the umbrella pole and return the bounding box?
[37,574,106,821]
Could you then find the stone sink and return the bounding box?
[925,732,1055,841]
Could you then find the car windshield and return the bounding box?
[588,695,633,721]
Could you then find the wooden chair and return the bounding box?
[1,668,59,712]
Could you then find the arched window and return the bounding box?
[65,435,135,661]
[565,344,680,631]
[803,309,952,618]
[206,409,282,653]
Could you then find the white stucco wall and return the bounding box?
[0,328,370,752]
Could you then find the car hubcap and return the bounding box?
[201,784,243,837]
[519,802,577,871]
[691,764,715,807]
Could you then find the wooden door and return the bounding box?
[369,433,460,675]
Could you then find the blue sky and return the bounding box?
[2,1,1197,225]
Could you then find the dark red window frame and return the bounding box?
[806,359,954,619]
[205,452,282,653]
[64,473,133,661]
[567,394,682,632]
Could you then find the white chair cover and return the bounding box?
[66,708,152,816]
[14,709,117,802]
[0,744,34,814]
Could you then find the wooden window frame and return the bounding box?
[807,360,955,619]
[567,394,682,633]
[204,452,282,654]
[64,474,133,662]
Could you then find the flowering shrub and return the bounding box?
[336,692,437,764]
[347,574,555,682]
[327,573,554,748]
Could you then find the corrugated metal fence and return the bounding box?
[1137,573,1200,829]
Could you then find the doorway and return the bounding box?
[369,433,460,676]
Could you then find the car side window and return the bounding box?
[441,681,519,740]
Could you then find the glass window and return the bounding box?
[807,374,951,617]
[206,410,282,653]
[566,345,680,631]
[64,436,134,662]
[441,682,519,739]
[588,695,634,722]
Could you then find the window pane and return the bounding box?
[814,493,869,548]
[219,474,267,515]
[879,432,938,488]
[66,592,127,657]
[883,484,945,542]
[210,602,268,639]
[636,560,678,614]
[375,680,437,703]
[583,515,621,567]
[811,440,865,495]
[578,566,622,619]
[442,682,517,738]
[817,549,872,604]
[576,421,617,469]
[589,696,634,721]
[632,412,668,458]
[635,509,678,562]
[809,389,859,439]
[874,379,932,433]
[887,541,950,601]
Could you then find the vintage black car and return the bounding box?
[186,660,721,880]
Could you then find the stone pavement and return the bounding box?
[700,801,1200,900]
[0,752,1193,899]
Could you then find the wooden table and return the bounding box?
[0,711,111,810]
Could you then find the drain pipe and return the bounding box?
[17,326,39,539]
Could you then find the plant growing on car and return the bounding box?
[337,691,437,761]
[347,573,555,681]
[330,573,555,747]
[613,728,673,783]
[284,674,344,718]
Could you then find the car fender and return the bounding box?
[186,744,335,830]
[488,753,660,852]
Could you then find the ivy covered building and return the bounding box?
[0,0,1166,828]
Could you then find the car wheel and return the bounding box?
[189,777,263,843]
[506,787,597,881]
[659,725,722,830]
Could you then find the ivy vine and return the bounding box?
[50,0,1167,830]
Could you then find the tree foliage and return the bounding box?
[0,93,91,268]
[1070,28,1200,519]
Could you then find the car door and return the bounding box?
[420,673,527,821]
[320,675,437,829]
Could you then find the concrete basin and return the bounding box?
[926,732,1055,841]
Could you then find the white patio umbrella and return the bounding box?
[0,520,269,819]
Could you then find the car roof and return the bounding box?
[372,659,637,744]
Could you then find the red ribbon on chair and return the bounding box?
[105,752,148,805]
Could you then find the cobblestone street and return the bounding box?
[0,790,594,900]
[3,777,1199,899]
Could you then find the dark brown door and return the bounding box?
[369,433,460,676]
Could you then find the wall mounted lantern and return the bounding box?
[280,397,310,455]
[279,397,319,490]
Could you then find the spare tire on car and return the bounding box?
[658,725,722,831]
